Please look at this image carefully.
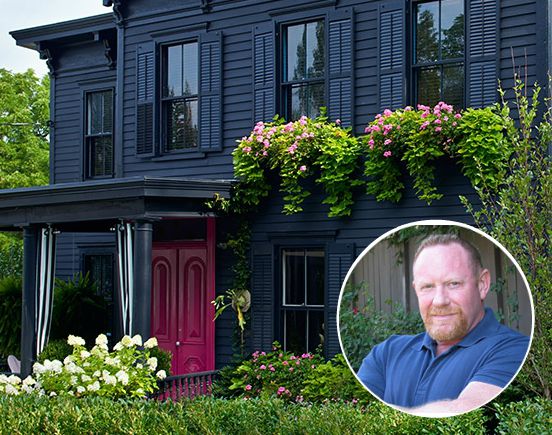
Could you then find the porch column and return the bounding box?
[133,220,153,339]
[20,226,38,377]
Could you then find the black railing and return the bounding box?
[150,370,218,401]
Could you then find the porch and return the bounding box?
[0,176,231,377]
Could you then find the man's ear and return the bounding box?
[478,269,491,300]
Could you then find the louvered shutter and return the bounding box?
[253,25,275,124]
[379,1,406,111]
[250,243,274,351]
[136,42,154,155]
[199,31,222,151]
[467,0,498,108]
[328,9,353,127]
[326,242,355,358]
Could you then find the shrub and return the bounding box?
[339,282,424,371]
[147,345,172,376]
[0,234,22,279]
[494,398,552,435]
[37,339,73,364]
[0,276,22,359]
[0,333,167,399]
[224,342,324,401]
[51,273,108,344]
[0,395,489,434]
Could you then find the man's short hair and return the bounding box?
[413,233,483,276]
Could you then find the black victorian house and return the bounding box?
[2,0,549,376]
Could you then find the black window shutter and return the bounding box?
[326,242,355,358]
[467,0,498,108]
[199,31,222,151]
[136,42,154,155]
[250,243,274,352]
[327,9,353,127]
[379,1,406,111]
[252,25,275,124]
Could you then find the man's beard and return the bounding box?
[423,308,468,343]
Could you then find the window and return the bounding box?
[84,254,114,302]
[85,90,113,178]
[281,248,325,353]
[281,20,326,120]
[413,0,464,107]
[162,41,199,151]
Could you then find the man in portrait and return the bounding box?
[356,233,530,416]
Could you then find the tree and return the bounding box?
[0,68,49,189]
[0,68,50,279]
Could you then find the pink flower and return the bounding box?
[299,116,308,126]
[384,139,392,146]
[452,122,457,127]
[420,121,430,130]
[243,146,251,153]
[299,165,307,172]
[263,140,270,147]
[260,365,266,370]
[404,106,412,112]
[287,143,298,154]
[383,109,393,117]
[335,119,341,125]
[296,360,300,365]
[396,125,401,130]
[434,119,441,125]
[417,104,430,111]
[256,135,264,142]
[277,387,286,395]
[443,116,449,121]
[435,127,442,132]
[301,353,310,359]
[364,126,371,133]
[311,365,316,369]
[421,111,429,119]
[371,125,381,132]
[383,150,392,158]
[262,150,268,156]
[289,367,294,372]
[454,113,462,119]
[270,366,275,372]
[283,360,289,366]
[245,384,252,391]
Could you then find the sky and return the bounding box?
[0,0,109,77]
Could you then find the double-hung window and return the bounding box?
[162,41,199,151]
[412,0,465,107]
[281,20,326,121]
[85,90,113,178]
[281,248,325,353]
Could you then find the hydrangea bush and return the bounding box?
[0,333,167,399]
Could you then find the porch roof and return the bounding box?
[0,176,232,232]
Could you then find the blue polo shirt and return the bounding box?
[357,308,530,407]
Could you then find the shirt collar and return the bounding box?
[418,307,498,352]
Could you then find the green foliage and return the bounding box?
[232,114,363,217]
[301,354,373,404]
[1,334,166,399]
[0,395,489,434]
[339,282,424,371]
[51,273,108,344]
[0,276,22,358]
[0,234,23,279]
[0,69,49,190]
[147,345,172,377]
[364,103,513,204]
[37,339,72,364]
[221,342,325,402]
[494,398,552,435]
[462,78,552,399]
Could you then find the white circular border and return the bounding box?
[336,219,535,418]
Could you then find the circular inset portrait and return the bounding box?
[337,220,533,417]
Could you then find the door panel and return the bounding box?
[151,242,214,375]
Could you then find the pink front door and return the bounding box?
[151,221,215,374]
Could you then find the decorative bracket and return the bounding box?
[103,38,116,69]
[38,45,55,76]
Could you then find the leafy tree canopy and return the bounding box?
[0,68,49,189]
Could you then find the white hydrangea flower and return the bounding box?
[115,370,129,386]
[121,335,133,347]
[136,363,143,369]
[0,374,8,382]
[22,384,35,394]
[65,362,80,374]
[22,376,36,386]
[104,375,117,385]
[49,391,57,397]
[80,350,91,359]
[93,370,101,378]
[44,360,63,374]
[131,334,143,346]
[83,362,90,367]
[87,381,100,392]
[76,386,85,394]
[144,337,158,349]
[67,335,85,347]
[70,376,78,385]
[33,362,45,374]
[156,370,167,380]
[63,355,74,365]
[81,374,92,383]
[95,334,108,346]
[7,375,21,385]
[147,357,158,371]
[5,384,19,395]
[113,342,123,351]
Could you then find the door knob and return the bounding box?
[176,341,181,346]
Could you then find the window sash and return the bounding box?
[85,90,113,178]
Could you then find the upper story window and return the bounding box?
[281,20,326,121]
[85,90,113,178]
[281,248,325,353]
[162,41,199,151]
[413,0,464,108]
